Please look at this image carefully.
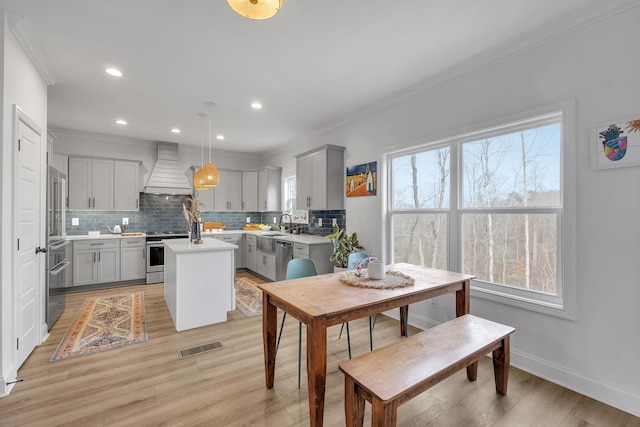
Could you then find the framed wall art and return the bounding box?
[592,116,640,169]
[346,162,376,197]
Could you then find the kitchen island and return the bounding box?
[163,238,237,331]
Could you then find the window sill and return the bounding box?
[470,285,575,320]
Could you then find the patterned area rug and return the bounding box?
[50,292,147,362]
[235,278,263,318]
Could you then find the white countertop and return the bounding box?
[164,238,237,253]
[66,233,146,240]
[271,234,332,245]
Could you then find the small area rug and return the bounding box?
[235,278,263,318]
[50,292,147,362]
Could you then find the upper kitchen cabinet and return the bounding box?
[114,160,141,211]
[68,157,114,210]
[296,145,345,210]
[242,170,258,211]
[258,167,281,211]
[214,170,243,211]
[68,156,141,211]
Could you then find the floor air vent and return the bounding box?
[179,341,223,359]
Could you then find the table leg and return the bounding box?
[263,293,277,389]
[306,318,327,427]
[456,279,477,380]
[399,305,409,337]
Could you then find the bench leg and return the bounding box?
[371,398,398,427]
[344,376,365,427]
[493,335,510,395]
[466,361,478,381]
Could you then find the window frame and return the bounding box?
[384,101,576,319]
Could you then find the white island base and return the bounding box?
[163,238,237,331]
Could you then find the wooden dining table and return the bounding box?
[258,263,475,427]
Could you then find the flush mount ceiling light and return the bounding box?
[170,128,181,133]
[216,135,225,140]
[251,102,263,109]
[227,0,284,20]
[105,67,123,77]
[115,119,127,125]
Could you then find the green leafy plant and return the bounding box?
[326,224,365,268]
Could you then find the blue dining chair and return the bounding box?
[276,258,318,389]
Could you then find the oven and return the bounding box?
[146,233,188,284]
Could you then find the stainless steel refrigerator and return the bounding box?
[46,165,70,330]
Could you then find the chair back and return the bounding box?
[286,258,318,280]
[347,252,369,270]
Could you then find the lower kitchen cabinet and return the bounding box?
[73,239,120,286]
[255,251,276,281]
[120,237,146,281]
[210,233,244,269]
[293,242,333,274]
[245,234,257,272]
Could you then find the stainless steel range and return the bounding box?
[146,232,188,283]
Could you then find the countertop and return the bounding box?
[164,238,237,253]
[66,233,146,240]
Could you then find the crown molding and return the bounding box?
[6,11,61,85]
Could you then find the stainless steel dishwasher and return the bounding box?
[275,239,293,281]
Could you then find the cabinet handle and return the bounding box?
[143,248,146,259]
[98,251,101,262]
[242,201,244,210]
[93,252,96,263]
[88,198,91,208]
[136,199,139,209]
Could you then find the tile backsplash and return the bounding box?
[66,193,345,236]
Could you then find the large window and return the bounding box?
[387,104,574,316]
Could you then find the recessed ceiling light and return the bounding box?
[105,68,123,77]
[115,119,127,125]
[216,135,225,140]
[170,128,181,134]
[251,102,263,109]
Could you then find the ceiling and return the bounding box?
[1,0,637,154]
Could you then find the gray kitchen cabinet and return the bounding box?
[245,234,257,272]
[255,251,276,281]
[292,242,334,274]
[258,166,281,211]
[73,239,120,286]
[296,145,345,210]
[214,170,242,211]
[211,233,243,269]
[114,160,140,211]
[120,237,146,281]
[242,170,258,211]
[68,156,114,210]
[198,186,215,212]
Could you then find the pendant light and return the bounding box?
[193,112,208,190]
[227,0,284,20]
[198,102,219,188]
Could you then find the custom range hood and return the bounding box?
[144,142,192,195]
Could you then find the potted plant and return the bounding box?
[326,224,365,270]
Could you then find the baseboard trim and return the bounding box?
[510,348,640,417]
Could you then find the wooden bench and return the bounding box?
[338,314,515,427]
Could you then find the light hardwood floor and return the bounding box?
[1,272,638,426]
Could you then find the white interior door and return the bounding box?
[14,109,44,367]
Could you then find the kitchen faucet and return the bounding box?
[278,213,293,234]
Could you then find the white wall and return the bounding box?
[0,12,48,395]
[53,130,265,191]
[265,6,640,416]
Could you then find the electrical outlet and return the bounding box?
[431,297,438,308]
[72,218,79,226]
[318,218,322,226]
[246,217,251,223]
[332,218,337,227]
[273,217,277,223]
[122,218,129,225]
